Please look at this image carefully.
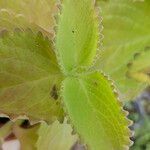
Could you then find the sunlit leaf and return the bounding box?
[62,72,132,150]
[56,0,99,74]
[0,30,64,122]
[95,0,150,100]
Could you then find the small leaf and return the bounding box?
[36,119,77,150]
[0,30,64,122]
[95,0,150,100]
[56,0,99,74]
[127,47,150,84]
[62,72,132,150]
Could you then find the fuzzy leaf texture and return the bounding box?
[56,0,99,74]
[56,0,132,149]
[62,72,132,150]
[95,0,150,100]
[0,30,64,122]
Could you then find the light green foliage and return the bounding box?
[36,120,77,150]
[0,0,56,33]
[127,47,150,84]
[0,30,63,122]
[56,0,99,75]
[0,8,50,38]
[8,119,77,150]
[95,0,150,100]
[0,0,133,149]
[55,0,132,149]
[63,72,131,150]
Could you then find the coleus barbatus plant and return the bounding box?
[0,0,150,149]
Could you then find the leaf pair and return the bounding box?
[55,0,132,149]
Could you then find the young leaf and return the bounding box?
[56,0,99,74]
[95,0,150,100]
[36,120,77,150]
[0,30,64,123]
[62,72,132,150]
[127,47,150,84]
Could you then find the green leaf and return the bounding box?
[0,30,64,123]
[95,0,150,100]
[0,0,57,33]
[62,72,132,150]
[127,47,150,84]
[36,120,77,150]
[56,0,99,75]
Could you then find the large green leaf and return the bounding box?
[95,0,150,100]
[56,0,99,75]
[0,0,57,33]
[62,72,132,150]
[0,30,64,123]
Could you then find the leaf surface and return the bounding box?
[0,30,64,122]
[95,0,150,100]
[63,72,132,150]
[56,0,99,74]
[6,119,77,150]
[0,0,57,33]
[36,120,77,150]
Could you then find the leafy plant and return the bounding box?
[0,0,150,149]
[95,0,150,100]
